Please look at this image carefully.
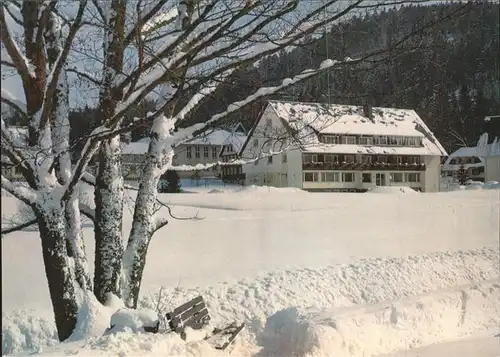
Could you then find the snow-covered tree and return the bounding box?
[0,0,468,341]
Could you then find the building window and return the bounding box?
[389,136,398,146]
[391,173,404,182]
[359,136,373,145]
[362,173,372,183]
[396,137,403,146]
[379,136,388,145]
[396,156,402,165]
[322,135,339,144]
[204,146,209,158]
[341,136,356,145]
[303,154,318,163]
[195,146,200,158]
[186,146,192,159]
[304,172,319,182]
[212,147,217,159]
[282,154,287,163]
[408,156,420,164]
[361,155,372,164]
[344,155,355,163]
[253,138,259,147]
[406,173,420,182]
[342,172,354,182]
[268,156,273,164]
[321,172,339,182]
[378,155,387,163]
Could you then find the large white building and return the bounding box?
[239,100,447,192]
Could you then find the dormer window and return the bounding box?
[320,135,339,144]
[359,136,373,145]
[341,136,356,145]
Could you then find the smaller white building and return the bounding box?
[120,123,247,180]
[442,147,485,182]
[484,138,500,182]
[121,138,151,181]
[173,123,247,179]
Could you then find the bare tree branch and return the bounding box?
[38,0,88,132]
[0,6,34,87]
[1,175,37,206]
[1,218,37,236]
[67,67,102,85]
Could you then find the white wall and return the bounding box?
[302,171,423,191]
[422,156,441,192]
[242,105,292,186]
[485,156,500,182]
[286,148,303,188]
[173,143,221,178]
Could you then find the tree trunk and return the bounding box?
[121,144,169,308]
[37,207,79,341]
[65,194,92,290]
[93,135,124,303]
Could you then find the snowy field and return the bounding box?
[2,185,500,356]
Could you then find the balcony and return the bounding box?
[302,162,426,171]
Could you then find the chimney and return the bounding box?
[363,103,372,120]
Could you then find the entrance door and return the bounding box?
[376,173,386,186]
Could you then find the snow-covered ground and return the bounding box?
[2,186,499,356]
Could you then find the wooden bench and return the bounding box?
[165,295,244,351]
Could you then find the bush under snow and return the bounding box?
[108,308,159,334]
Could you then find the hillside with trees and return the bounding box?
[186,2,500,152]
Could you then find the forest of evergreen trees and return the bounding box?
[187,2,500,152]
[5,2,499,156]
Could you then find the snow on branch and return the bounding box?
[1,87,27,117]
[170,57,348,144]
[1,119,33,177]
[1,176,38,206]
[1,218,37,236]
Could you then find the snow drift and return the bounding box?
[257,280,499,357]
[3,247,499,356]
[367,186,418,194]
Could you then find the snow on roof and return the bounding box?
[183,124,247,148]
[267,101,447,156]
[185,129,232,146]
[445,141,500,160]
[220,132,248,156]
[123,125,247,156]
[269,101,426,137]
[303,144,441,156]
[448,146,479,158]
